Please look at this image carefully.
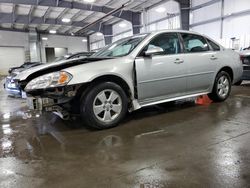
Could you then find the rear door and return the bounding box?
[179,33,217,94]
[135,32,187,101]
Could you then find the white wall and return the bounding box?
[0,30,29,49]
[191,2,221,24]
[191,21,221,40]
[190,0,250,49]
[0,47,25,75]
[112,20,133,42]
[0,31,29,74]
[141,0,181,32]
[89,33,105,51]
[224,0,250,15]
[0,30,88,74]
[40,34,88,62]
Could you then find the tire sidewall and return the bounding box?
[81,82,128,129]
[214,71,232,101]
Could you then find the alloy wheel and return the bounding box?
[93,89,122,123]
[217,75,229,98]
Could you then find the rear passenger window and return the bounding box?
[181,33,209,53]
[207,39,220,51]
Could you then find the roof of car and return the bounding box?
[148,29,202,35]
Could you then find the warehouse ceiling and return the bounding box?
[0,0,167,36]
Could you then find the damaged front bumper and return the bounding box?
[25,84,84,120]
[26,96,71,119]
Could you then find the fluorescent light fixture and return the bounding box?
[119,22,127,28]
[96,32,103,36]
[82,39,87,42]
[42,37,48,41]
[49,30,57,34]
[3,113,10,119]
[84,0,96,3]
[62,18,71,23]
[155,7,166,13]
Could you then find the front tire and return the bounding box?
[80,82,128,129]
[208,71,232,102]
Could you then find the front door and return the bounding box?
[135,33,187,102]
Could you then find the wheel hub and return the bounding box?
[93,89,122,123]
[217,75,229,98]
[103,101,113,111]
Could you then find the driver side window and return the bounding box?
[140,33,181,56]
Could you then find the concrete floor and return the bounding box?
[0,78,250,188]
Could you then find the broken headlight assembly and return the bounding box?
[25,71,72,91]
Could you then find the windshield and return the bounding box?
[91,34,148,58]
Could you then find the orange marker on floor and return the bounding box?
[195,95,213,105]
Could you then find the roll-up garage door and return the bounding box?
[0,47,25,75]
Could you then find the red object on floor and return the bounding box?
[195,95,213,105]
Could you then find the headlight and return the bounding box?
[25,71,72,91]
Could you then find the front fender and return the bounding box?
[64,57,135,99]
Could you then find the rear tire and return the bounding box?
[208,71,232,102]
[80,82,128,129]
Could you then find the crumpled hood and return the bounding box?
[14,59,75,81]
[14,57,110,82]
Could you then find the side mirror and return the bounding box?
[144,46,164,57]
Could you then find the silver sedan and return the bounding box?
[16,30,243,129]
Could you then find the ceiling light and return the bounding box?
[62,18,71,23]
[155,7,166,13]
[3,113,10,119]
[119,22,127,28]
[96,32,103,36]
[42,37,48,41]
[84,0,96,3]
[49,30,57,34]
[82,39,87,42]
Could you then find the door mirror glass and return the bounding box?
[144,46,164,56]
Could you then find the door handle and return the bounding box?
[174,58,184,64]
[210,55,218,60]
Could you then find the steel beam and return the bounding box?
[56,8,70,20]
[0,0,139,22]
[103,24,112,45]
[190,17,221,27]
[86,23,113,45]
[0,12,105,34]
[191,0,221,11]
[141,0,190,30]
[131,11,140,34]
[179,0,190,30]
[190,8,250,28]
[0,12,85,27]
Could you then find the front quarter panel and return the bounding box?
[64,57,135,96]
